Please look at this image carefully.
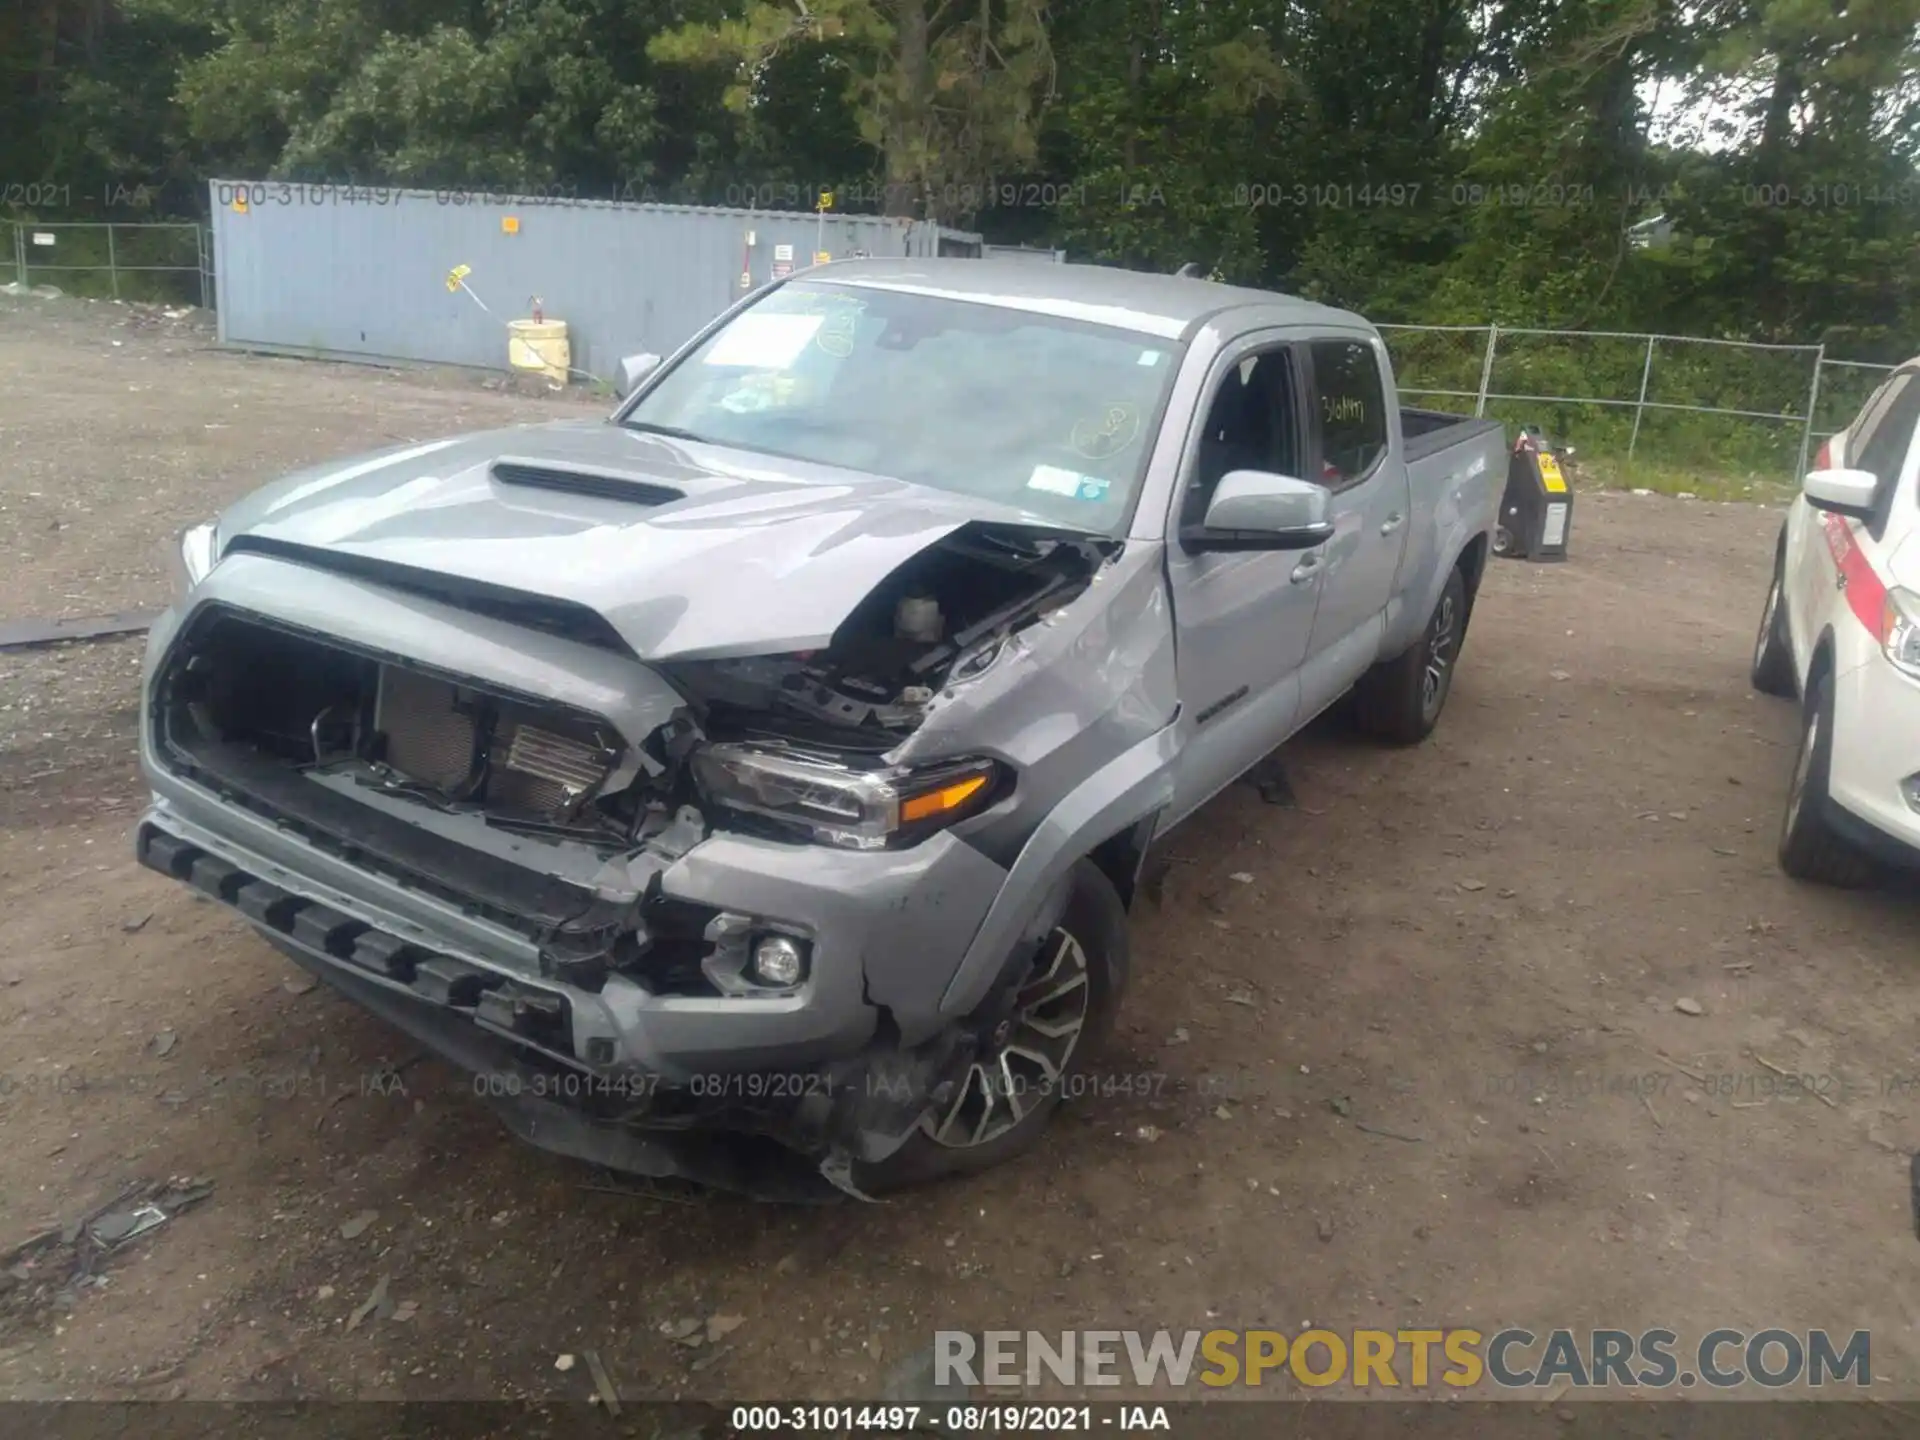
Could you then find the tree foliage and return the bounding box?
[3,0,1916,356]
[650,0,1056,219]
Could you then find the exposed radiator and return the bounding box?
[373,666,612,819]
[375,668,479,792]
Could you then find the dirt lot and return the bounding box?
[1,294,1916,1407]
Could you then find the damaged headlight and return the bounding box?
[165,521,221,604]
[690,744,1003,850]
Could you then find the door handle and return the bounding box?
[1380,512,1406,536]
[1290,555,1322,585]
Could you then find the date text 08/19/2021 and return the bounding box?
[728,1406,1171,1432]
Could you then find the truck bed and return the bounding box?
[1401,407,1505,465]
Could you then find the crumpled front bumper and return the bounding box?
[139,760,1006,1198]
[134,566,1019,1197]
[136,803,1001,1199]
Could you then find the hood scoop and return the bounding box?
[490,458,684,507]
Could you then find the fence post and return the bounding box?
[1474,324,1499,418]
[1626,334,1658,472]
[1797,345,1827,486]
[197,224,211,311]
[106,224,120,300]
[13,223,24,288]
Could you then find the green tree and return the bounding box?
[648,0,1056,219]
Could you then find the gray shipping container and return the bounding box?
[208,181,982,377]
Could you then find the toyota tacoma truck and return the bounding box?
[137,259,1504,1198]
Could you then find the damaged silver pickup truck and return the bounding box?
[137,259,1505,1199]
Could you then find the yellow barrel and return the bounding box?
[508,318,570,383]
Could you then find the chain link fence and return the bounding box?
[1,224,1896,475]
[1378,323,1897,487]
[8,221,211,309]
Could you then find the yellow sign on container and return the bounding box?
[1537,454,1568,493]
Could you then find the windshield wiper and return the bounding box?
[623,420,711,443]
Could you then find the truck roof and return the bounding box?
[810,257,1371,341]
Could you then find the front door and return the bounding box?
[1296,335,1413,720]
[1162,336,1324,828]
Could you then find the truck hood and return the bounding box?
[214,419,1093,661]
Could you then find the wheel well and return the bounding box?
[1807,631,1836,692]
[1457,534,1490,610]
[1087,816,1157,910]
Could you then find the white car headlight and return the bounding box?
[690,744,1002,850]
[166,521,220,604]
[1883,588,1920,680]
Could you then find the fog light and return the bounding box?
[1904,775,1920,814]
[751,935,809,987]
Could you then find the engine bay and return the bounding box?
[665,525,1110,754]
[151,524,1110,868]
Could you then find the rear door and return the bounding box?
[1297,336,1412,720]
[1161,334,1321,828]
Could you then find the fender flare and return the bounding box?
[938,725,1179,1018]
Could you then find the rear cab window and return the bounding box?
[1308,339,1389,489]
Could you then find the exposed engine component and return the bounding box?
[895,594,943,643]
[369,666,621,821]
[668,524,1109,749]
[156,609,645,841]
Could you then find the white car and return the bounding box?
[1752,357,1920,887]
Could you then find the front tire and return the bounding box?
[854,860,1129,1190]
[1751,544,1797,698]
[1355,568,1468,745]
[1778,671,1879,888]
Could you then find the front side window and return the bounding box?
[1853,373,1919,485]
[1181,347,1302,530]
[622,281,1179,535]
[1309,340,1389,488]
[1849,371,1920,536]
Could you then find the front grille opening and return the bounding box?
[150,607,661,931]
[164,608,620,820]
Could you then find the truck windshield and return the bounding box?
[621,280,1178,534]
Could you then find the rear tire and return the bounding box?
[1751,542,1797,698]
[853,860,1130,1190]
[1355,568,1468,745]
[1778,671,1879,888]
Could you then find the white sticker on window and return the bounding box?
[1138,349,1164,367]
[1028,465,1085,496]
[1028,465,1110,501]
[703,313,823,368]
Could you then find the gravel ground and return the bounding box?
[1,294,1917,1409]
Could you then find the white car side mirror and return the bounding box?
[1803,467,1879,518]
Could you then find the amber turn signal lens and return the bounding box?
[899,773,990,824]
